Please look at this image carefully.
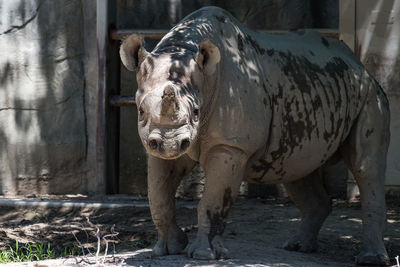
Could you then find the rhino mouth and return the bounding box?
[144,131,193,160]
[145,144,189,160]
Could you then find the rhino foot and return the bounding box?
[283,236,317,253]
[188,235,229,260]
[355,251,390,266]
[152,227,188,256]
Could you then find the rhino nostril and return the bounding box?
[148,139,159,150]
[180,139,190,151]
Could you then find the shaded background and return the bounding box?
[0,0,398,197]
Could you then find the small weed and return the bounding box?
[0,241,82,263]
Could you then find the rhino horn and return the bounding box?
[161,85,180,117]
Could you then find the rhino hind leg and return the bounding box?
[147,155,196,256]
[340,88,390,266]
[283,169,332,252]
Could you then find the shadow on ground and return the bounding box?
[0,197,399,266]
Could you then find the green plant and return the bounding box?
[0,241,82,263]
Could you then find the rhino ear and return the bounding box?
[195,40,220,75]
[120,34,149,71]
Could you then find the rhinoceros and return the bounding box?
[120,6,390,266]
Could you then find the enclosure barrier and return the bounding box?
[98,7,338,194]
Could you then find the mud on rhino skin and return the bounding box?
[120,6,391,266]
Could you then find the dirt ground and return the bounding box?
[0,196,399,266]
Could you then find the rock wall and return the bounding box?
[355,0,400,193]
[339,0,400,197]
[0,0,98,195]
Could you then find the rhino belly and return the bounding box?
[244,135,343,184]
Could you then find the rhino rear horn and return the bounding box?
[120,34,149,71]
[195,40,221,75]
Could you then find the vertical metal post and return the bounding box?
[96,0,120,194]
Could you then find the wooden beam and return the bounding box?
[96,0,120,195]
[111,29,167,40]
[111,28,339,41]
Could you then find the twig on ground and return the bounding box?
[102,224,119,263]
[72,221,95,257]
[71,231,93,264]
[69,217,122,265]
[86,217,101,265]
[72,231,86,258]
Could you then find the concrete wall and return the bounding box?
[0,0,98,195]
[356,0,400,192]
[340,0,400,195]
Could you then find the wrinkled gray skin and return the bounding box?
[120,6,390,266]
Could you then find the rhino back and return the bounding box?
[152,7,375,182]
[242,30,373,183]
[188,12,372,182]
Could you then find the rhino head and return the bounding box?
[120,35,220,159]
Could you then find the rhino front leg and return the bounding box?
[147,154,195,256]
[188,146,247,260]
[283,169,332,252]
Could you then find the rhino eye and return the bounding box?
[138,107,145,120]
[193,108,199,121]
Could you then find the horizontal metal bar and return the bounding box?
[111,28,339,40]
[268,28,339,39]
[111,29,168,40]
[109,95,136,107]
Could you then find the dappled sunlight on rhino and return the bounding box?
[120,6,391,266]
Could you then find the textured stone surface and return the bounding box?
[355,0,400,190]
[362,55,400,190]
[310,0,339,28]
[0,0,97,195]
[81,0,99,195]
[384,96,400,192]
[116,0,313,30]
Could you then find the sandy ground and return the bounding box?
[0,196,399,266]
